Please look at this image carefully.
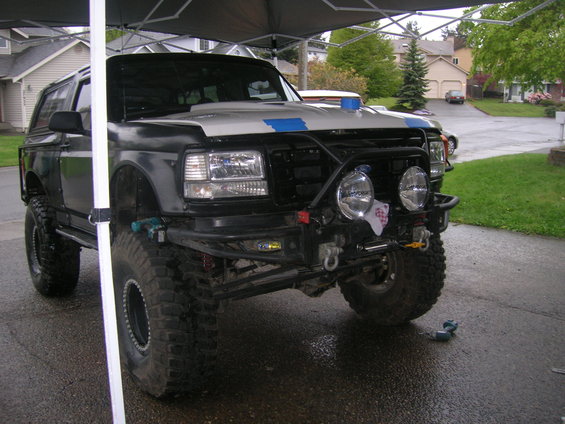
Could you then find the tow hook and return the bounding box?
[322,247,343,272]
[131,217,166,243]
[405,227,431,251]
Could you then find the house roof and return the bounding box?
[265,59,297,75]
[391,39,454,56]
[106,31,182,55]
[0,56,15,77]
[0,38,78,79]
[13,27,64,38]
[210,43,256,58]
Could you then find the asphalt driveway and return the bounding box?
[425,99,562,162]
[1,223,564,424]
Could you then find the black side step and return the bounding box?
[56,228,98,250]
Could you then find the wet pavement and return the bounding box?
[1,224,564,423]
[425,99,563,163]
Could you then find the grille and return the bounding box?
[267,129,432,209]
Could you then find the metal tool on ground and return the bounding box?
[428,320,459,341]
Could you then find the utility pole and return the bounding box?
[298,41,308,90]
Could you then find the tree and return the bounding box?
[106,29,125,43]
[396,38,428,110]
[327,22,401,98]
[278,48,298,64]
[307,61,368,99]
[402,21,421,38]
[468,0,565,89]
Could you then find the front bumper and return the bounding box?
[166,193,459,266]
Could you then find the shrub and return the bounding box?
[306,60,368,100]
[539,99,556,107]
[527,92,552,105]
[545,104,565,118]
[544,106,557,117]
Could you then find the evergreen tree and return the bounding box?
[396,38,428,110]
[402,21,421,37]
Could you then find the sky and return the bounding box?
[380,7,468,40]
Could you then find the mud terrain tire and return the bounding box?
[339,235,446,325]
[112,231,219,398]
[24,196,80,296]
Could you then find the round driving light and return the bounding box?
[336,171,374,220]
[399,166,429,211]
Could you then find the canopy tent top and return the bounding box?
[1,0,517,50]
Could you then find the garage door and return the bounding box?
[441,81,463,96]
[426,81,439,99]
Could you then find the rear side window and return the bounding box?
[73,80,91,130]
[30,83,71,131]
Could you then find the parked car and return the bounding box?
[368,105,388,111]
[298,89,362,104]
[445,90,465,104]
[443,129,459,156]
[19,53,458,398]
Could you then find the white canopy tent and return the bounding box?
[2,1,530,422]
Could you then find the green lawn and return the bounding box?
[368,97,550,118]
[467,99,547,117]
[366,97,398,109]
[0,136,24,167]
[443,154,565,238]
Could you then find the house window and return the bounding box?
[452,57,459,65]
[199,39,210,51]
[0,37,7,49]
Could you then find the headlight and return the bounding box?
[336,171,374,220]
[399,166,429,211]
[184,151,268,199]
[429,141,446,178]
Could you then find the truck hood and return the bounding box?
[137,101,436,137]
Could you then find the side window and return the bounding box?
[74,80,91,130]
[30,83,71,131]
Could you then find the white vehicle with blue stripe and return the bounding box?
[21,53,458,398]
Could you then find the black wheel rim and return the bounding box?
[366,253,397,293]
[448,139,455,155]
[123,279,150,352]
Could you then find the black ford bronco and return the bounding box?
[19,53,458,397]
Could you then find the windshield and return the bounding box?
[108,55,300,121]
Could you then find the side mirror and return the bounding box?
[49,111,91,136]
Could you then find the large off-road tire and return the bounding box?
[339,235,446,325]
[24,196,80,296]
[111,231,219,398]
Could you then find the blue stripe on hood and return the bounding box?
[264,118,308,132]
[404,117,432,128]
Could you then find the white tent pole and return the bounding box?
[89,0,126,422]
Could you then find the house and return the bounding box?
[503,82,564,103]
[450,36,472,73]
[106,31,221,55]
[0,28,90,131]
[392,38,468,99]
[308,45,328,62]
